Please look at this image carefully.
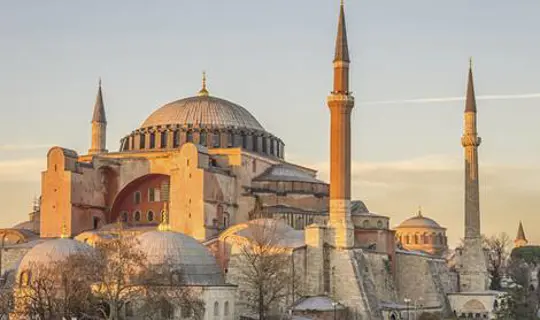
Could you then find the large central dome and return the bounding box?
[120,80,285,159]
[141,95,264,131]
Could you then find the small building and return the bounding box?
[394,209,448,256]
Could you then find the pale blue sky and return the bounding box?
[1,1,540,244]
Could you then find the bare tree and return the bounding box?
[15,253,98,320]
[139,261,205,320]
[231,220,300,320]
[0,288,13,320]
[485,233,512,290]
[456,233,512,290]
[91,234,148,320]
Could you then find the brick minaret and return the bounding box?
[88,79,108,155]
[327,1,355,248]
[459,60,488,291]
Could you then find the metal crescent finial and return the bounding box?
[469,57,473,69]
[198,71,209,96]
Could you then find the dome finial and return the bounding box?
[60,219,69,239]
[198,71,209,96]
[158,202,172,231]
[417,205,423,217]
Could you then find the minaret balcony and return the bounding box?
[461,136,481,147]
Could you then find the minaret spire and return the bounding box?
[327,1,355,248]
[459,60,487,292]
[88,79,108,155]
[465,58,477,113]
[514,221,528,248]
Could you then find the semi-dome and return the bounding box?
[18,238,92,273]
[136,230,224,285]
[141,96,265,131]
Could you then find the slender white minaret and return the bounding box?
[88,79,107,155]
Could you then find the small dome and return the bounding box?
[18,238,91,273]
[397,215,442,229]
[141,96,264,131]
[136,231,223,285]
[232,219,305,248]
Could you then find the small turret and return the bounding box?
[514,221,528,248]
[88,79,108,155]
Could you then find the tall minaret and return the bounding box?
[459,59,488,292]
[88,79,108,155]
[327,0,355,248]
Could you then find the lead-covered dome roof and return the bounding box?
[396,213,444,229]
[141,95,265,131]
[136,230,224,285]
[18,238,92,273]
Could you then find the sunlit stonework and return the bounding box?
[0,2,507,320]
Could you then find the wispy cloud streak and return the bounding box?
[360,93,540,106]
[0,144,51,151]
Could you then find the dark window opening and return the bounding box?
[173,130,180,147]
[149,132,156,149]
[160,131,167,148]
[139,134,146,149]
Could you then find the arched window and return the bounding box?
[93,217,100,230]
[253,136,259,152]
[214,301,219,316]
[149,132,156,149]
[130,136,135,150]
[148,188,155,202]
[160,131,167,148]
[362,220,369,228]
[173,130,180,147]
[242,135,248,149]
[121,211,128,222]
[377,220,383,228]
[227,132,233,147]
[134,191,141,204]
[139,133,146,149]
[125,301,134,317]
[213,132,220,147]
[134,211,141,222]
[262,137,268,154]
[200,131,207,146]
[160,300,173,319]
[414,234,420,244]
[224,301,229,316]
[186,130,193,143]
[405,235,410,244]
[147,211,154,222]
[223,212,230,229]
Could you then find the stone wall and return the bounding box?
[394,251,456,316]
[331,248,381,319]
[362,252,397,303]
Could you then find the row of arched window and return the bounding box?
[214,300,230,317]
[120,210,159,223]
[133,188,161,205]
[397,233,447,246]
[120,128,284,159]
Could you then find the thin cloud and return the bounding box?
[360,93,540,106]
[0,158,45,181]
[0,144,51,151]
